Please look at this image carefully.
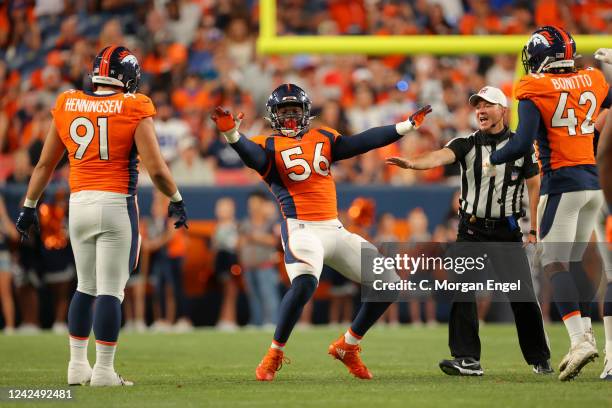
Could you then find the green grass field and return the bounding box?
[0,324,610,408]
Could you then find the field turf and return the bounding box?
[0,324,609,407]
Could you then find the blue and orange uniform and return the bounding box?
[51,89,156,195]
[234,125,402,221]
[490,67,611,194]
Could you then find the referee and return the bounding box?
[387,86,552,375]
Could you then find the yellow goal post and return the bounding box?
[256,0,610,128]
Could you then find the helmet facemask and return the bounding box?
[268,102,310,137]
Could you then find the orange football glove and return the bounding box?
[409,104,433,128]
[211,106,244,132]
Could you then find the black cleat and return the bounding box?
[439,357,483,376]
[532,360,554,374]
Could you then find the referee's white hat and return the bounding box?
[469,86,508,108]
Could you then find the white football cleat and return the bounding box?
[90,367,134,387]
[67,361,92,386]
[600,356,612,381]
[559,328,598,372]
[558,337,598,381]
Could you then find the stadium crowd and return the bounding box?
[0,0,611,332]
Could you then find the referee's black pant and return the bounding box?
[448,216,550,364]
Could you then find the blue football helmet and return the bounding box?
[522,26,577,74]
[91,46,141,93]
[265,84,312,137]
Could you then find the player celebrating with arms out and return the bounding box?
[15,46,188,386]
[488,27,612,381]
[211,84,431,381]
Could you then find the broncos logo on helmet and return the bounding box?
[265,83,313,137]
[522,26,577,74]
[91,46,141,93]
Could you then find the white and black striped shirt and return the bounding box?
[445,128,539,219]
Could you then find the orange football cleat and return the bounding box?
[328,335,373,380]
[255,348,289,381]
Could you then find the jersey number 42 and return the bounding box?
[552,91,597,136]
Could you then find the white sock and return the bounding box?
[94,341,117,371]
[582,317,592,332]
[69,336,89,363]
[563,314,585,347]
[344,329,361,345]
[604,316,612,357]
[270,340,284,351]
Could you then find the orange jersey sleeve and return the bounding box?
[52,90,157,195]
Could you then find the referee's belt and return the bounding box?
[460,210,524,230]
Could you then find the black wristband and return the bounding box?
[529,229,537,236]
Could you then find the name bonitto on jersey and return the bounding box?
[63,98,124,114]
[550,73,593,90]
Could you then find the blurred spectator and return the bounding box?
[459,0,502,35]
[212,197,240,331]
[154,98,192,164]
[347,83,385,133]
[144,190,191,332]
[0,197,18,334]
[406,207,436,326]
[224,17,254,69]
[165,0,202,46]
[37,66,71,110]
[374,212,400,326]
[6,149,32,185]
[38,187,74,334]
[98,18,124,49]
[238,191,281,327]
[407,207,432,242]
[171,137,215,186]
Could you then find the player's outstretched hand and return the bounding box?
[385,157,416,169]
[594,48,612,65]
[15,206,39,241]
[409,105,433,128]
[168,200,188,229]
[211,107,244,133]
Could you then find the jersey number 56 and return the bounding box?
[281,142,330,181]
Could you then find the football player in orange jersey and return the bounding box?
[15,46,188,386]
[489,27,612,381]
[212,84,431,381]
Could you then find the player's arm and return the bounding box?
[385,148,456,170]
[24,125,65,204]
[525,175,540,243]
[386,134,470,170]
[332,105,432,161]
[135,117,188,229]
[211,107,269,174]
[522,145,540,243]
[15,124,65,240]
[490,99,540,165]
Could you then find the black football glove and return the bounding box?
[168,200,188,229]
[15,206,40,241]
